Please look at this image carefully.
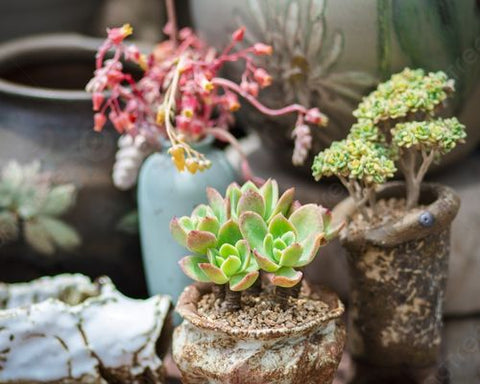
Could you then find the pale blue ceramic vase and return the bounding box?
[138,138,237,305]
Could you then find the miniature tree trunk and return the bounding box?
[223,288,241,312]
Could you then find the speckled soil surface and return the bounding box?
[197,286,330,330]
[348,198,424,233]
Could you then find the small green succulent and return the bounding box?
[170,179,341,294]
[239,204,343,287]
[0,161,81,255]
[170,179,295,291]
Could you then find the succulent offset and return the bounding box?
[170,179,341,292]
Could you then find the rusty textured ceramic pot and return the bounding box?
[173,283,346,384]
[333,182,460,369]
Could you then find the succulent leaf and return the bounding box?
[220,255,242,276]
[236,189,265,217]
[186,230,217,254]
[179,256,211,282]
[229,271,259,291]
[206,187,228,223]
[170,217,187,246]
[239,211,268,251]
[296,233,324,267]
[260,179,279,220]
[198,262,229,284]
[270,188,295,218]
[197,216,220,236]
[217,219,243,246]
[279,243,303,267]
[289,204,324,242]
[253,249,280,272]
[268,214,296,239]
[267,267,303,288]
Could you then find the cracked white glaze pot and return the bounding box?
[0,274,172,383]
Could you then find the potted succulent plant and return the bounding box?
[170,179,345,384]
[312,68,466,377]
[87,0,328,302]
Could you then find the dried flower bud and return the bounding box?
[232,26,246,42]
[92,92,104,111]
[305,108,328,126]
[186,158,199,174]
[225,93,241,112]
[254,68,272,88]
[253,43,273,55]
[107,24,133,45]
[94,113,107,132]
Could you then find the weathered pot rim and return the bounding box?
[175,282,344,340]
[332,181,460,249]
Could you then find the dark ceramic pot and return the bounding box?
[0,35,146,297]
[333,182,460,372]
[0,0,106,42]
[173,282,346,384]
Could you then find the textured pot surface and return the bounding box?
[0,35,145,297]
[333,182,460,368]
[0,274,172,383]
[190,0,480,174]
[138,141,237,305]
[0,0,105,42]
[173,283,346,384]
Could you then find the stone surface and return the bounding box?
[0,274,172,383]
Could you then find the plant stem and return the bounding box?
[211,77,309,117]
[165,0,178,46]
[223,288,241,312]
[247,275,262,296]
[212,284,225,301]
[275,279,302,310]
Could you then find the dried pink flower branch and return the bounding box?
[86,15,328,180]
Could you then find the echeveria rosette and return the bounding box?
[239,204,343,288]
[225,179,295,223]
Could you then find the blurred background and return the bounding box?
[0,1,479,382]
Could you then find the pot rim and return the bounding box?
[332,181,460,249]
[0,34,102,101]
[175,282,344,340]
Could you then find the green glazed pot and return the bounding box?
[137,138,237,305]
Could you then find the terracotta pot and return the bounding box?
[0,35,146,297]
[173,283,346,384]
[333,182,460,369]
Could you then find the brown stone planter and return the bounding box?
[173,283,346,384]
[333,182,460,369]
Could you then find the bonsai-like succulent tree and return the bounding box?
[0,161,81,255]
[170,179,343,310]
[313,68,467,213]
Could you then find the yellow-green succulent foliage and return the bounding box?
[170,179,343,291]
[312,68,466,211]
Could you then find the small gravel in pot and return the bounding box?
[197,286,330,330]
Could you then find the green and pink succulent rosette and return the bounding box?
[170,179,343,291]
